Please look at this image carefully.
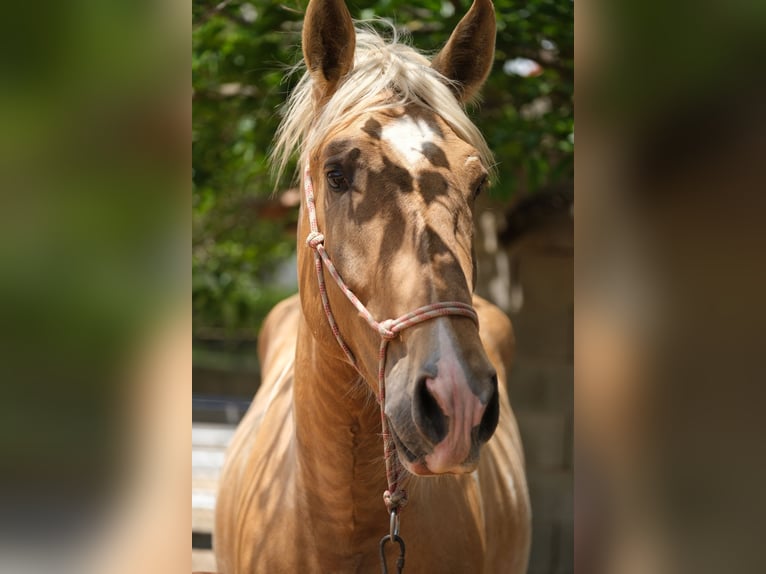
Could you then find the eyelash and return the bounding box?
[474,175,488,199]
[325,168,349,192]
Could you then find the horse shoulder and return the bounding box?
[472,294,515,382]
[243,293,301,445]
[215,294,305,574]
[257,293,302,377]
[472,294,531,573]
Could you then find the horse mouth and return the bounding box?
[389,423,436,476]
[389,418,482,476]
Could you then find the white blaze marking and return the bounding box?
[423,318,488,473]
[380,116,440,166]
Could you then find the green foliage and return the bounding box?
[192,0,573,337]
[193,0,305,338]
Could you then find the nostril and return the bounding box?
[414,376,447,445]
[477,374,499,443]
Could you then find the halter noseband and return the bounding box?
[302,164,480,520]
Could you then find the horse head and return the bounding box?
[283,0,499,476]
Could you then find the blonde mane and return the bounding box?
[272,22,494,185]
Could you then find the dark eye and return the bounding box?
[473,175,488,199]
[326,168,349,192]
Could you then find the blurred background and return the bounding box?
[192,0,573,572]
[576,0,766,572]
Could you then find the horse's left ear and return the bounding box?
[302,0,356,105]
[431,0,496,103]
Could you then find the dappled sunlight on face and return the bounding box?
[317,106,481,323]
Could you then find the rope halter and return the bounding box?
[302,164,480,517]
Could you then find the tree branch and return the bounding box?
[195,0,236,26]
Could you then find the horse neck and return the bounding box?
[292,314,389,562]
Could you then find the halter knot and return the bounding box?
[306,231,325,249]
[378,319,398,340]
[383,489,408,512]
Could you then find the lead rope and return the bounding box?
[303,165,479,573]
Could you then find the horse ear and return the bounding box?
[302,0,356,104]
[431,0,496,103]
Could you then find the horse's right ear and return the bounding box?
[302,0,356,105]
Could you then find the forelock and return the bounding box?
[272,22,494,186]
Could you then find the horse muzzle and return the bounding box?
[388,367,499,476]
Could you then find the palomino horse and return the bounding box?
[214,0,531,572]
